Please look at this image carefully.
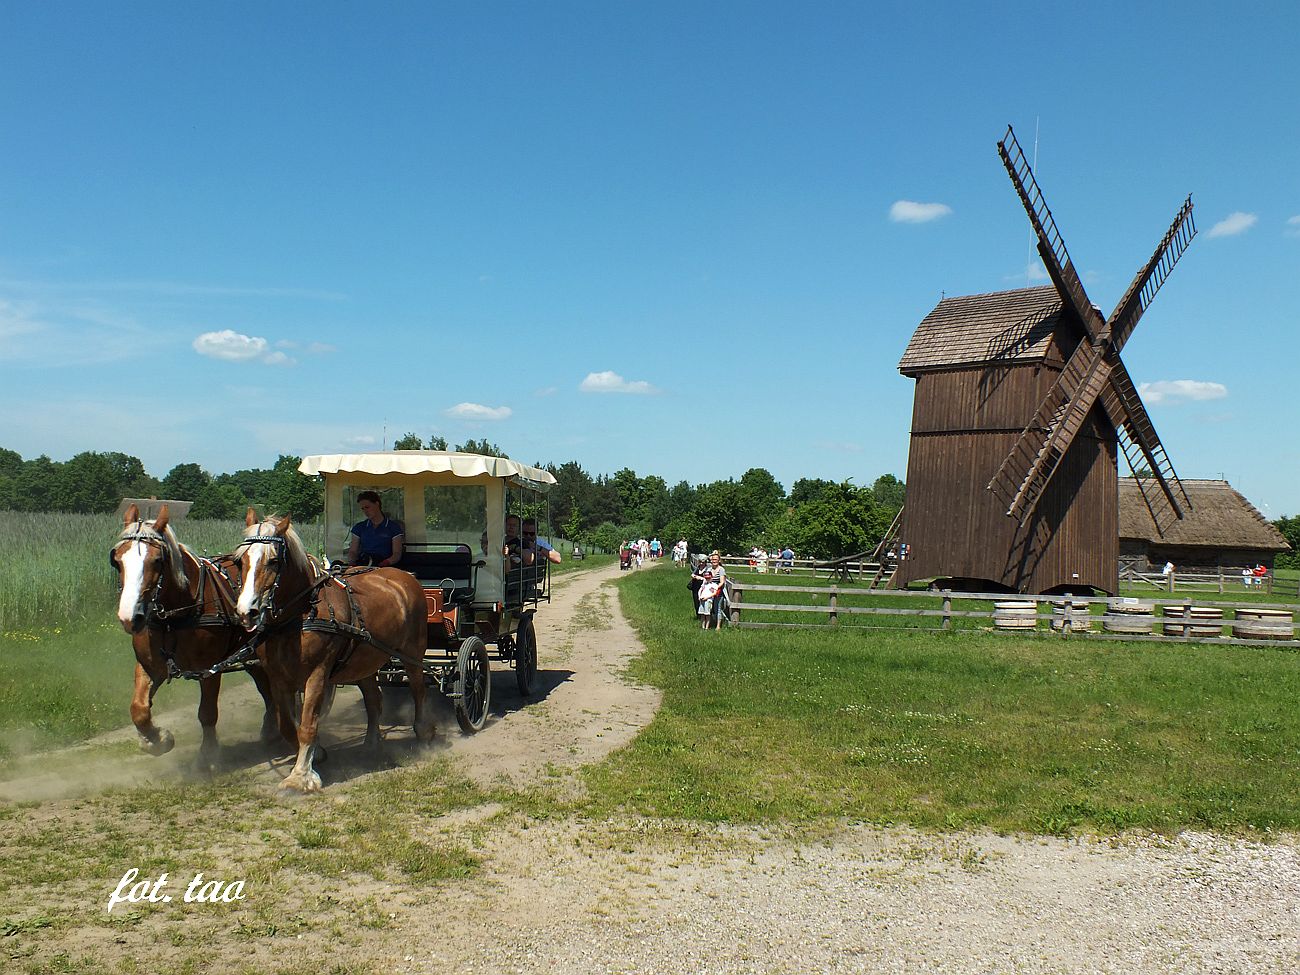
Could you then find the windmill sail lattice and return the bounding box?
[988,125,1195,531]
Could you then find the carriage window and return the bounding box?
[343,488,405,534]
[424,485,486,546]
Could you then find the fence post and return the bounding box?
[1218,566,1224,594]
[1267,572,1274,595]
[1182,598,1192,639]
[829,587,839,625]
[942,590,952,630]
[729,582,742,626]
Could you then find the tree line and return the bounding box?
[0,435,907,559]
[14,438,1293,566]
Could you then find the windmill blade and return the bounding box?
[988,339,1113,522]
[1098,362,1190,530]
[1105,196,1196,354]
[998,125,1106,341]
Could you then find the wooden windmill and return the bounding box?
[894,125,1196,594]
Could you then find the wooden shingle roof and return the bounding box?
[898,285,1067,375]
[1120,479,1290,551]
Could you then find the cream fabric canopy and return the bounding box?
[298,451,556,487]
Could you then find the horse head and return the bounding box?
[110,503,186,633]
[235,508,305,632]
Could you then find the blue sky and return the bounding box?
[2,2,1298,515]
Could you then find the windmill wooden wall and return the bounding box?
[896,287,1120,594]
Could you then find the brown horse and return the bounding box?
[234,509,434,792]
[110,503,279,769]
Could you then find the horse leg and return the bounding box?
[247,664,282,748]
[357,675,383,750]
[282,668,328,793]
[130,662,175,756]
[407,663,436,742]
[195,674,222,772]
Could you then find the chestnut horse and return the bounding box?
[234,510,434,792]
[110,503,278,768]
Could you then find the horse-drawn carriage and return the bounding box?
[111,450,557,792]
[299,450,557,733]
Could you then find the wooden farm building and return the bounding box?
[1120,478,1289,571]
[896,286,1119,594]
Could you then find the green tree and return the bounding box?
[870,473,906,510]
[393,432,423,450]
[788,477,834,506]
[683,480,755,553]
[456,438,507,457]
[161,463,212,501]
[10,455,61,511]
[1274,515,1300,569]
[265,455,323,520]
[740,467,785,529]
[55,451,121,513]
[770,481,890,560]
[426,434,448,450]
[190,482,250,520]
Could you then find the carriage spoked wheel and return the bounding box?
[454,636,492,733]
[514,616,537,697]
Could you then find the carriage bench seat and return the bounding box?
[397,550,476,604]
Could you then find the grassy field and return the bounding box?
[586,565,1300,834]
[4,537,1298,835]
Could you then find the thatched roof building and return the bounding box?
[1119,478,1288,570]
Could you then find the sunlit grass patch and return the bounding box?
[594,567,1300,835]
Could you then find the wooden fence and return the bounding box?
[1118,566,1277,594]
[723,581,1300,648]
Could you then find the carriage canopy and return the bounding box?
[299,451,556,604]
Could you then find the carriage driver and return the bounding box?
[346,491,404,567]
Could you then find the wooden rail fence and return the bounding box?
[723,581,1300,648]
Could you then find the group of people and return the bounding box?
[745,544,795,573]
[619,536,664,569]
[688,550,727,630]
[347,491,560,570]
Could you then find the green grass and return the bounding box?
[0,511,323,632]
[588,566,1300,834]
[0,619,186,764]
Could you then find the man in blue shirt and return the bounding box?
[347,491,404,567]
[522,518,561,565]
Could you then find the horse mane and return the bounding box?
[244,515,309,573]
[120,519,190,591]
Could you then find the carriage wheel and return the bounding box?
[454,636,492,733]
[515,616,537,697]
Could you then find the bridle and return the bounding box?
[237,529,332,633]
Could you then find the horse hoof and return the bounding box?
[414,722,437,744]
[140,730,175,756]
[281,771,323,793]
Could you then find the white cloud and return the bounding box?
[343,434,379,447]
[579,370,658,394]
[1286,215,1300,238]
[1205,212,1257,238]
[444,402,512,421]
[889,200,953,224]
[193,329,295,365]
[1138,379,1228,404]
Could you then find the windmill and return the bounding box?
[894,126,1196,594]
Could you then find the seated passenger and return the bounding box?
[523,518,562,565]
[503,514,534,567]
[347,491,404,567]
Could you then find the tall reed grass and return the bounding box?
[0,511,322,632]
